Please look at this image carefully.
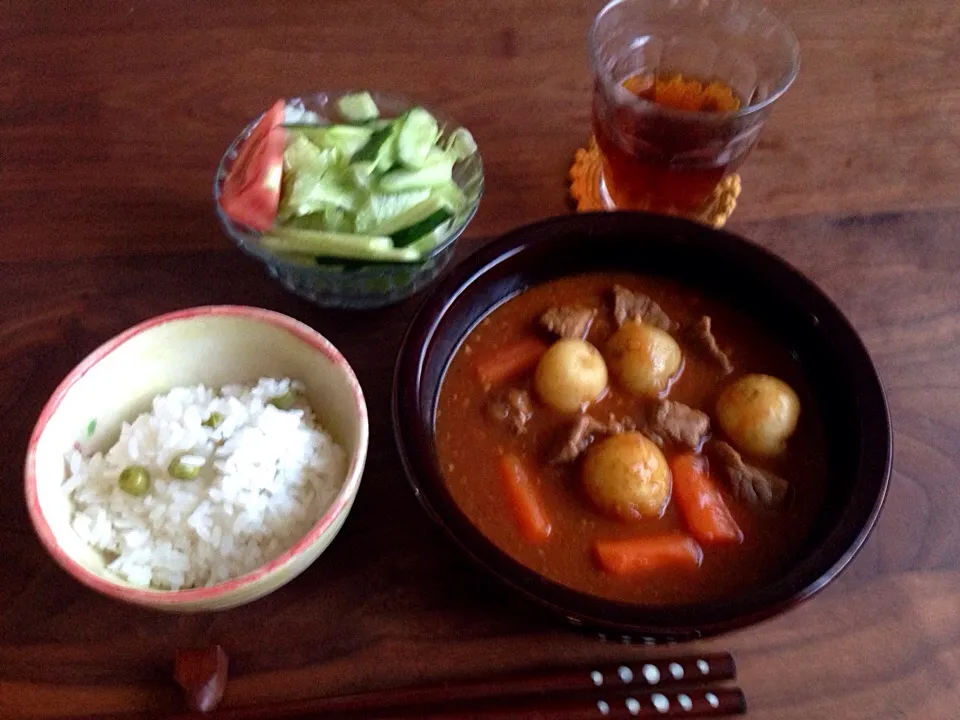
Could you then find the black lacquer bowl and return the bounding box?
[393,212,891,642]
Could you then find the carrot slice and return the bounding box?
[594,533,703,575]
[475,337,548,387]
[670,453,744,544]
[498,453,552,543]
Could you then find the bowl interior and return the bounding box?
[395,212,891,639]
[28,307,367,600]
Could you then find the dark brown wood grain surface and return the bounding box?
[2,1,958,718]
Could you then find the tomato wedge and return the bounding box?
[220,99,286,230]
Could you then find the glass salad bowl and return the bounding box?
[214,91,484,310]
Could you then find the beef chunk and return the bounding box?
[552,412,636,464]
[611,285,675,331]
[539,305,597,339]
[686,316,733,374]
[487,388,534,435]
[553,413,605,463]
[645,399,711,450]
[710,440,789,508]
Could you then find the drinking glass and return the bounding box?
[589,0,800,217]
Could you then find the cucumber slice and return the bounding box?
[264,227,392,251]
[352,124,395,163]
[390,207,454,248]
[445,127,478,160]
[261,228,420,263]
[281,172,361,215]
[396,107,440,169]
[348,162,377,190]
[376,125,401,171]
[294,125,372,157]
[406,221,453,255]
[422,146,455,165]
[355,190,431,233]
[336,92,379,122]
[282,135,339,175]
[370,195,453,236]
[431,180,467,212]
[379,158,454,192]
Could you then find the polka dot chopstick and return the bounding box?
[168,651,742,719]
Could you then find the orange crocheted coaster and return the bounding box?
[568,137,741,228]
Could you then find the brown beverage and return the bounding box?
[592,72,749,215]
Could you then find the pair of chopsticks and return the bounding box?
[169,651,744,719]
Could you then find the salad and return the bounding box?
[218,93,478,265]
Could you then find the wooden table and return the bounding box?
[2,1,958,717]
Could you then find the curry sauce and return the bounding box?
[435,273,828,605]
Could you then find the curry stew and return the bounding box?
[434,273,828,605]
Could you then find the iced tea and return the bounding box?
[593,72,749,214]
[588,0,800,217]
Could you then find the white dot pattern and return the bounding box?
[618,665,634,683]
[706,692,720,708]
[652,693,670,713]
[597,700,611,716]
[697,659,710,675]
[642,664,661,685]
[591,671,603,686]
[626,697,641,715]
[678,693,693,711]
[669,662,684,680]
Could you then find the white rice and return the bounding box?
[62,378,347,590]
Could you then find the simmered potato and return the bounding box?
[582,432,672,520]
[716,374,800,457]
[534,338,608,413]
[605,320,682,398]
